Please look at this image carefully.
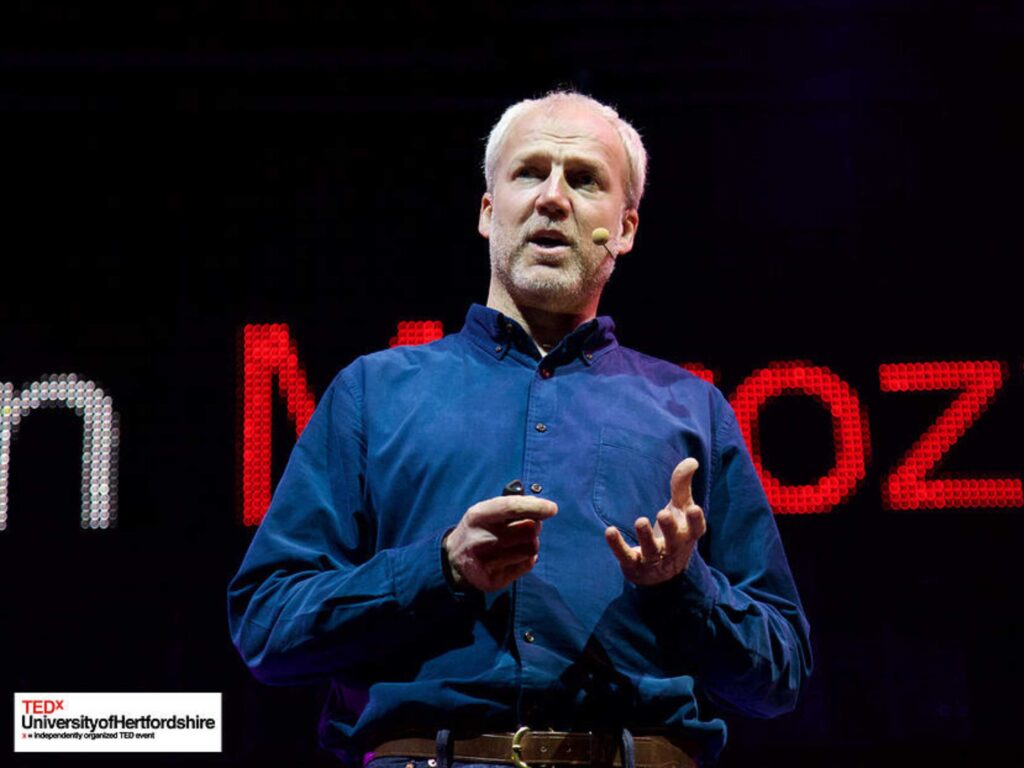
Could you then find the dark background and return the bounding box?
[2,2,1023,766]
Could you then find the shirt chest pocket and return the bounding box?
[592,425,683,544]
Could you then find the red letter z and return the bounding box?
[880,360,1022,510]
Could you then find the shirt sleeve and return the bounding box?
[643,394,813,718]
[226,369,467,686]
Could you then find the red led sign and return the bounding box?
[5,323,1018,531]
[730,361,871,514]
[237,324,1022,523]
[240,324,317,526]
[390,320,444,347]
[680,363,718,386]
[880,361,1023,510]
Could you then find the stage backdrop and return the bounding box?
[2,3,1022,766]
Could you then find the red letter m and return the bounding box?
[240,324,317,526]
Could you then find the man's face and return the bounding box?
[479,102,639,314]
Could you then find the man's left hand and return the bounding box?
[604,457,706,586]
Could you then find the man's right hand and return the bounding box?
[444,496,558,592]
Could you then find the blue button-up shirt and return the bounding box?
[228,304,812,764]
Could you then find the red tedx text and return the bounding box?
[22,699,64,714]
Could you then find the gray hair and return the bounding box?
[483,91,648,209]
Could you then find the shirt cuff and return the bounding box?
[439,526,476,600]
[639,549,720,620]
[388,529,455,612]
[675,549,721,616]
[388,528,478,613]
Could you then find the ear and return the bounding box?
[478,192,493,239]
[615,208,639,255]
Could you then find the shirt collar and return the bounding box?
[460,303,618,367]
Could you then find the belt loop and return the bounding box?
[620,728,636,768]
[436,729,453,768]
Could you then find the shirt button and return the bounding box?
[523,630,536,643]
[530,482,543,494]
[535,423,547,433]
[494,345,503,354]
[540,368,553,379]
[585,352,594,361]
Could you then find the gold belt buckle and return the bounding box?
[511,726,531,768]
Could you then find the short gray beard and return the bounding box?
[489,236,616,312]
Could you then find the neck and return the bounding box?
[486,285,598,356]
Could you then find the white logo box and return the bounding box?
[14,692,221,753]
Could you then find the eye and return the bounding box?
[570,170,600,189]
[513,166,543,180]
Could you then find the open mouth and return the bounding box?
[528,231,572,249]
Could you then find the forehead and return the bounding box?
[498,102,628,176]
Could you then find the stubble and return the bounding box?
[489,227,616,312]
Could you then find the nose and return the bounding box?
[535,168,570,219]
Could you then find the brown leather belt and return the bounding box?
[371,731,700,768]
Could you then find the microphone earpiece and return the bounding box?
[591,227,616,259]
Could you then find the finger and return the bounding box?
[635,517,662,562]
[506,518,541,534]
[488,519,541,550]
[496,556,538,585]
[656,507,681,541]
[660,509,694,560]
[486,536,541,563]
[604,526,639,568]
[470,496,558,525]
[685,505,707,540]
[489,548,544,573]
[669,457,699,510]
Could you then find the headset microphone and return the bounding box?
[591,227,616,259]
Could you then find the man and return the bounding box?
[228,91,812,767]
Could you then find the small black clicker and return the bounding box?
[502,479,525,496]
